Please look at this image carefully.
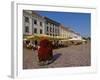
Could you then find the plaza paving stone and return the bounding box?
[23,41,91,69]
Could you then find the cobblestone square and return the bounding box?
[23,41,90,69]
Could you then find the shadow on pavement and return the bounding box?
[48,53,62,65]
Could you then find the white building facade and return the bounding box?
[23,10,46,45]
[44,17,60,38]
[23,10,83,45]
[23,10,45,36]
[59,25,71,39]
[68,30,82,40]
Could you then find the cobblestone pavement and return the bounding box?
[23,42,91,69]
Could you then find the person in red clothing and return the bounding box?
[37,39,53,65]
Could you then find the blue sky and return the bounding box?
[36,11,91,37]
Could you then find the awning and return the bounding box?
[23,35,70,41]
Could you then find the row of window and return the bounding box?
[25,17,60,33]
[25,26,59,36]
[34,19,42,26]
[46,26,59,33]
[25,17,43,26]
[34,28,43,34]
[46,33,58,36]
[25,26,42,34]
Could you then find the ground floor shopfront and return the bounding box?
[23,34,86,49]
